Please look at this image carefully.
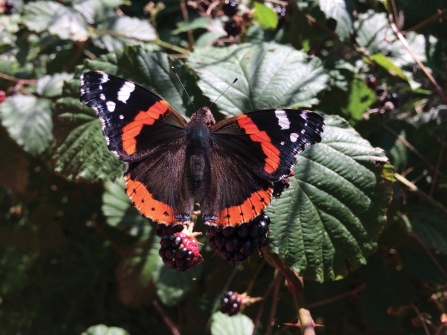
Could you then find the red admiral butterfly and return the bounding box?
[80,71,324,228]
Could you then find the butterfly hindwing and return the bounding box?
[80,71,188,162]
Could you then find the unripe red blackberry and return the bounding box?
[0,90,5,103]
[208,213,270,263]
[222,0,238,17]
[159,231,200,271]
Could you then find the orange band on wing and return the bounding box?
[237,115,280,174]
[213,187,272,226]
[125,176,176,224]
[121,100,170,155]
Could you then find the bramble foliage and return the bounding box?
[0,0,446,334]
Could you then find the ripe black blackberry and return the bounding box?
[159,231,200,271]
[155,223,184,237]
[208,213,270,263]
[220,291,242,316]
[224,19,242,37]
[222,0,238,17]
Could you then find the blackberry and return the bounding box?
[159,231,200,271]
[273,5,286,28]
[208,213,271,263]
[3,0,13,15]
[222,0,238,17]
[220,291,242,316]
[224,19,241,37]
[155,223,184,237]
[0,91,5,103]
[365,74,377,89]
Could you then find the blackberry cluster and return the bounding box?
[159,232,200,271]
[208,213,270,262]
[273,5,286,28]
[155,223,183,237]
[220,291,242,316]
[222,0,238,17]
[364,74,399,116]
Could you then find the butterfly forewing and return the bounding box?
[80,71,188,162]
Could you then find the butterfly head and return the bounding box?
[191,107,216,128]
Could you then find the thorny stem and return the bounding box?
[395,173,447,217]
[0,72,37,85]
[387,4,447,104]
[252,269,282,335]
[266,270,283,335]
[299,309,316,335]
[412,303,431,335]
[405,8,447,33]
[307,284,366,309]
[179,0,195,48]
[152,300,181,335]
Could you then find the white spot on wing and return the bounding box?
[290,133,299,142]
[280,141,285,145]
[275,109,290,130]
[301,113,308,120]
[119,115,124,120]
[100,94,105,100]
[111,150,119,158]
[301,129,305,134]
[118,82,135,103]
[100,73,109,83]
[106,101,116,112]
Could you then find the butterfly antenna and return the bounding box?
[209,77,238,109]
[171,66,197,110]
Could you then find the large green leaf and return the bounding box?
[36,73,74,98]
[408,208,447,253]
[0,94,53,155]
[102,179,151,237]
[267,115,394,282]
[53,96,124,181]
[73,0,126,24]
[92,16,156,52]
[23,1,89,41]
[211,313,254,335]
[253,2,278,30]
[153,256,202,306]
[187,43,329,116]
[318,0,354,41]
[340,78,376,121]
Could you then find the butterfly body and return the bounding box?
[80,71,325,228]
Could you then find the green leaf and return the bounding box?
[188,43,329,116]
[36,73,74,98]
[409,208,447,252]
[173,17,211,34]
[268,115,394,282]
[116,239,159,307]
[318,0,354,41]
[82,324,130,335]
[211,313,254,335]
[0,14,20,47]
[23,1,89,41]
[153,258,202,306]
[92,16,156,52]
[102,179,151,237]
[253,2,278,30]
[0,94,53,155]
[370,54,409,81]
[73,0,127,24]
[53,96,124,181]
[340,78,376,121]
